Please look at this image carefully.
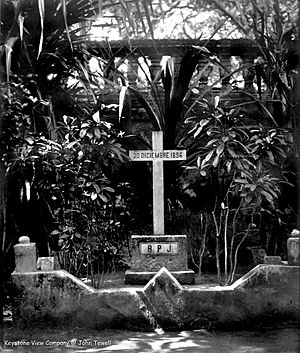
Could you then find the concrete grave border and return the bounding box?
[10,235,300,330]
[11,265,300,330]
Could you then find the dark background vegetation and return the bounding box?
[0,2,299,327]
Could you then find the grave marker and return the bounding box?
[125,131,194,285]
[129,131,186,235]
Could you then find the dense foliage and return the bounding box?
[0,0,136,285]
[0,0,299,291]
[183,98,294,283]
[1,76,133,277]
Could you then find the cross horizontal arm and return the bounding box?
[129,150,186,161]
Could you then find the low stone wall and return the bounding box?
[10,235,300,331]
[11,270,152,330]
[11,265,300,331]
[181,265,300,329]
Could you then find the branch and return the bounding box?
[204,0,249,36]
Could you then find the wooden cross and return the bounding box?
[129,131,186,235]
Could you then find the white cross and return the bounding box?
[129,131,186,234]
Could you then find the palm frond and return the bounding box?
[128,86,162,131]
[37,0,45,58]
[60,0,73,51]
[4,36,18,82]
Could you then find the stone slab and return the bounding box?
[125,270,195,285]
[129,235,189,271]
[264,256,283,265]
[140,242,178,255]
[287,235,300,266]
[37,257,55,271]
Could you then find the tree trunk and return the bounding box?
[296,4,300,227]
[0,64,6,350]
[212,210,222,284]
[198,214,208,278]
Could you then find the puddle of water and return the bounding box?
[1,327,299,353]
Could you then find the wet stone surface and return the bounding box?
[2,326,300,352]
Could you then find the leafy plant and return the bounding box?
[1,82,132,273]
[0,0,139,269]
[200,0,300,228]
[185,98,293,284]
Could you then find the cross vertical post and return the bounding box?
[152,131,164,234]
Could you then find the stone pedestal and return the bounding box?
[287,230,300,266]
[125,235,195,285]
[37,257,55,271]
[264,256,282,265]
[13,236,37,273]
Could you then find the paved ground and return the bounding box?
[2,327,299,353]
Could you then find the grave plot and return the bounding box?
[125,131,194,284]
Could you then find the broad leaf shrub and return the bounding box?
[2,81,133,284]
[0,0,141,286]
[183,98,295,284]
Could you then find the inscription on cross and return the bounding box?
[129,131,186,235]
